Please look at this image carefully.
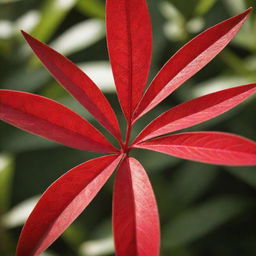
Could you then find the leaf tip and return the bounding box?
[21,30,38,46]
[20,30,29,38]
[240,7,252,18]
[21,30,35,45]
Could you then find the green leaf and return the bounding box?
[2,67,49,91]
[0,0,23,3]
[2,195,39,227]
[160,1,187,41]
[0,129,57,152]
[31,0,77,42]
[195,0,217,16]
[50,19,105,56]
[220,49,253,76]
[80,236,114,256]
[163,196,252,248]
[131,149,179,171]
[223,0,256,51]
[14,10,40,34]
[191,76,255,98]
[0,20,13,39]
[164,248,194,256]
[223,0,246,14]
[167,0,199,19]
[168,163,217,211]
[41,252,58,256]
[78,62,115,92]
[225,166,256,189]
[76,0,105,19]
[0,154,13,212]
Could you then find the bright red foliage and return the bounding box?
[132,8,251,122]
[21,31,122,142]
[134,132,256,166]
[113,158,160,255]
[0,90,118,153]
[134,84,256,144]
[106,0,152,122]
[0,1,255,255]
[17,155,123,256]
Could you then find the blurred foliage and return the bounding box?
[0,0,256,256]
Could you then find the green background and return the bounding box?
[0,0,256,255]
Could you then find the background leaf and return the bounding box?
[31,0,77,42]
[0,154,13,212]
[163,196,252,249]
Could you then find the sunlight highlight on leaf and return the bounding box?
[80,237,114,256]
[192,76,254,97]
[79,62,115,92]
[51,19,105,56]
[2,196,40,228]
[15,10,40,33]
[0,20,13,39]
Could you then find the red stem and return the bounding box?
[123,120,132,154]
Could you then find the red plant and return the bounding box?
[0,1,256,255]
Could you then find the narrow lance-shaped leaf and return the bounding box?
[113,157,160,256]
[22,31,121,142]
[134,83,256,143]
[0,90,117,153]
[16,154,123,256]
[134,132,256,166]
[106,0,152,121]
[133,8,251,122]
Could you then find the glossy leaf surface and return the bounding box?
[0,90,117,153]
[16,154,123,256]
[134,132,256,166]
[22,31,121,141]
[133,9,251,121]
[113,157,160,256]
[134,83,256,143]
[106,0,152,121]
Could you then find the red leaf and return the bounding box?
[16,154,123,256]
[22,31,121,141]
[113,157,160,256]
[0,90,118,153]
[133,9,251,122]
[106,0,152,122]
[134,83,256,143]
[134,132,256,166]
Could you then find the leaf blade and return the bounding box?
[16,154,123,256]
[133,8,251,121]
[134,132,256,166]
[106,0,152,121]
[0,90,118,153]
[113,157,160,256]
[22,31,121,141]
[134,83,256,143]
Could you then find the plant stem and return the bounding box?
[123,120,132,154]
